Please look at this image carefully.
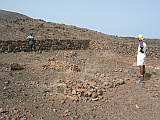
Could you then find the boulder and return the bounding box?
[10,63,22,70]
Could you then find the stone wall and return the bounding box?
[90,40,160,58]
[0,39,90,52]
[0,39,159,58]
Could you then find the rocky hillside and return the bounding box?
[0,18,113,41]
[0,10,31,20]
[0,10,159,44]
[0,10,118,41]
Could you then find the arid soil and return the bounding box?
[0,50,159,120]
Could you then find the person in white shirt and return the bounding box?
[136,34,146,82]
[27,32,35,51]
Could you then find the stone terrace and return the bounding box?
[0,37,159,58]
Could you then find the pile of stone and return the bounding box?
[50,73,126,102]
[47,58,80,72]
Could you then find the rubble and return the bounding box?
[0,50,159,120]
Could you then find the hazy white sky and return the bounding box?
[0,0,160,39]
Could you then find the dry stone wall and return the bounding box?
[0,39,90,52]
[90,40,160,58]
[0,39,159,58]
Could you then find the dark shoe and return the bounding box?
[140,81,145,84]
[140,76,144,81]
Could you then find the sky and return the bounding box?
[0,0,160,39]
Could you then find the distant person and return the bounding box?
[136,34,146,82]
[27,32,36,52]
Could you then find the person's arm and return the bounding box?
[140,46,144,53]
[140,41,144,53]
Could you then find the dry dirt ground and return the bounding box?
[0,50,160,120]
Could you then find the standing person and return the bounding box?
[136,34,146,82]
[27,32,36,52]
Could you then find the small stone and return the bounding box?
[155,93,159,97]
[113,81,117,87]
[75,115,79,119]
[89,86,94,89]
[101,98,106,102]
[0,108,4,113]
[98,96,103,99]
[90,88,95,92]
[72,90,77,95]
[6,105,9,110]
[108,82,114,88]
[5,117,10,120]
[53,109,57,112]
[30,114,34,117]
[78,89,85,93]
[14,109,18,114]
[3,87,7,90]
[81,97,88,101]
[64,89,68,95]
[71,96,78,102]
[83,93,88,97]
[101,74,105,78]
[124,78,130,81]
[92,92,98,98]
[153,79,158,82]
[11,117,17,120]
[95,87,99,90]
[64,109,69,114]
[97,89,103,95]
[97,73,101,77]
[4,81,10,84]
[153,84,159,87]
[136,104,139,108]
[54,83,67,94]
[103,82,109,86]
[92,98,99,101]
[87,91,92,96]
[119,79,125,85]
[57,79,65,83]
[61,100,65,104]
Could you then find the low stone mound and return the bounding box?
[49,77,126,102]
[47,58,80,72]
[10,63,22,70]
